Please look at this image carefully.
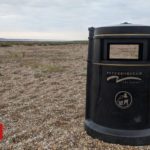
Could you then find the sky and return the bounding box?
[0,0,150,40]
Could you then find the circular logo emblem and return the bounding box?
[115,91,133,109]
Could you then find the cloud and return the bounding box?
[0,0,150,40]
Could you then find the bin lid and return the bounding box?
[95,22,150,37]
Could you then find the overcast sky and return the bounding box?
[0,0,150,40]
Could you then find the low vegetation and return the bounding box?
[0,41,88,47]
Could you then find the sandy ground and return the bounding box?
[0,44,149,149]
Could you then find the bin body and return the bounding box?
[85,23,150,145]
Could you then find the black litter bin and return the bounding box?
[85,23,150,145]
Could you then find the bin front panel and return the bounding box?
[94,65,150,130]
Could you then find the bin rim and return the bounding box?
[94,22,150,36]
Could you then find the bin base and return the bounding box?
[85,120,150,146]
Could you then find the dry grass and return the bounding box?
[0,44,149,149]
